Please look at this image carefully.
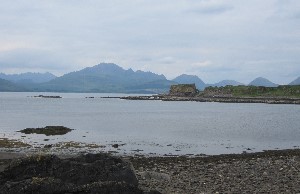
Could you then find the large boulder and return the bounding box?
[0,153,151,194]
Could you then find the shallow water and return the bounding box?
[0,92,300,155]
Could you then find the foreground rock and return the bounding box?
[0,153,158,194]
[18,126,73,136]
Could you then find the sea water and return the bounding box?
[0,92,300,155]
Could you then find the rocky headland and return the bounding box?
[121,84,300,104]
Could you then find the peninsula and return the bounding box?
[121,84,300,104]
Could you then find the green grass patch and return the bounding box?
[203,85,300,98]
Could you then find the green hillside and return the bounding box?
[203,85,300,98]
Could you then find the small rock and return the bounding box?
[112,144,119,148]
[140,171,171,182]
[263,172,268,176]
[44,144,52,148]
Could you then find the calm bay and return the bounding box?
[0,92,299,156]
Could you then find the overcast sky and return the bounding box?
[0,0,299,84]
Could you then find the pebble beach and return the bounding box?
[1,149,300,193]
[130,149,300,193]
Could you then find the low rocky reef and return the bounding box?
[0,153,159,194]
[30,95,62,98]
[121,84,300,104]
[18,126,73,136]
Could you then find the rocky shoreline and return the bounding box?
[117,84,300,104]
[1,149,300,193]
[120,95,300,104]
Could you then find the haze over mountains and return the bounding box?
[289,77,300,85]
[206,80,244,87]
[0,78,28,92]
[0,63,299,93]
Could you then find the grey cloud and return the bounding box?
[0,0,299,84]
[187,5,233,15]
[0,49,72,72]
[138,57,153,62]
[292,12,300,19]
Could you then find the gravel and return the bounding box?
[129,149,300,193]
[1,149,300,193]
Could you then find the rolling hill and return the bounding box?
[248,77,278,87]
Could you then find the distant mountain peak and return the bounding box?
[212,80,244,87]
[248,77,278,87]
[97,62,122,69]
[176,74,198,78]
[172,74,206,90]
[289,76,300,85]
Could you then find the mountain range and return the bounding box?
[0,63,299,93]
[36,63,175,93]
[0,72,56,84]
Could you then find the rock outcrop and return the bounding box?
[169,84,197,97]
[0,154,155,194]
[18,126,73,136]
